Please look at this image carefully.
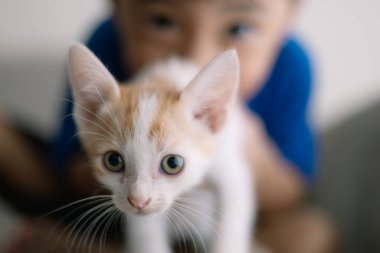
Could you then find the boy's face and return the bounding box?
[113,0,295,98]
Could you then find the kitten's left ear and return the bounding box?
[68,43,120,123]
[182,49,240,133]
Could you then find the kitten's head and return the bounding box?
[68,43,239,216]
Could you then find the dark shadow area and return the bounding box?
[313,99,380,253]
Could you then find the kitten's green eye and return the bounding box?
[103,151,124,172]
[161,154,184,175]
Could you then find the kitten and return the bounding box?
[68,43,255,253]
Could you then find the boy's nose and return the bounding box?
[180,36,220,68]
[128,195,151,210]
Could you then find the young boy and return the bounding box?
[2,0,336,252]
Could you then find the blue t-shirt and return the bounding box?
[52,19,316,182]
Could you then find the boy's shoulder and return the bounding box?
[280,38,311,70]
[249,37,313,114]
[86,19,126,81]
[265,37,312,94]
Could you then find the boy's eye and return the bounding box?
[103,151,125,172]
[150,15,175,30]
[228,23,253,38]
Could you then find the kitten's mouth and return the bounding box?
[134,208,153,216]
[113,197,168,216]
[128,206,165,217]
[114,202,159,216]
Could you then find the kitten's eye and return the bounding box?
[161,154,184,175]
[103,151,124,172]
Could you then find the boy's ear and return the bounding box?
[68,43,120,125]
[181,49,240,133]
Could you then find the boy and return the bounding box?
[3,0,336,252]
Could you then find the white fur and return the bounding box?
[69,44,255,253]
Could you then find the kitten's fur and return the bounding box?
[68,43,255,253]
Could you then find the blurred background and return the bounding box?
[0,0,379,252]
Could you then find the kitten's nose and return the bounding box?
[128,195,151,210]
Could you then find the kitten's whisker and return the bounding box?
[49,198,110,250]
[73,201,113,246]
[76,131,115,143]
[93,85,126,146]
[172,201,218,241]
[168,210,188,253]
[170,208,199,253]
[173,201,217,229]
[90,206,116,253]
[74,114,116,138]
[42,195,111,219]
[166,211,188,253]
[49,198,110,241]
[76,136,115,147]
[72,202,114,253]
[99,207,119,253]
[176,196,221,215]
[171,207,208,253]
[63,98,114,132]
[82,205,114,253]
[65,201,113,251]
[91,182,111,192]
[64,202,110,252]
[65,134,112,150]
[62,116,119,149]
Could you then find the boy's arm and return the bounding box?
[243,111,305,214]
[242,39,315,214]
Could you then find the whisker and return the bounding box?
[170,208,199,253]
[63,98,114,132]
[93,85,126,145]
[171,207,208,253]
[166,211,188,253]
[99,207,119,253]
[41,195,112,219]
[173,201,217,233]
[74,114,116,138]
[76,131,115,143]
[80,205,114,253]
[49,198,111,242]
[64,201,113,251]
[73,136,115,148]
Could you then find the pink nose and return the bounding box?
[128,196,151,210]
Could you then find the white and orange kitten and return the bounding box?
[68,43,255,253]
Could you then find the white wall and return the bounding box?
[0,0,110,136]
[0,0,379,135]
[295,0,380,128]
[0,0,110,58]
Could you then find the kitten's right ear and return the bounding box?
[68,43,120,123]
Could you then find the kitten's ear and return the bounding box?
[68,43,120,123]
[181,49,240,133]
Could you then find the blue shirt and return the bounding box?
[52,19,316,182]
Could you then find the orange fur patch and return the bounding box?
[80,78,216,165]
